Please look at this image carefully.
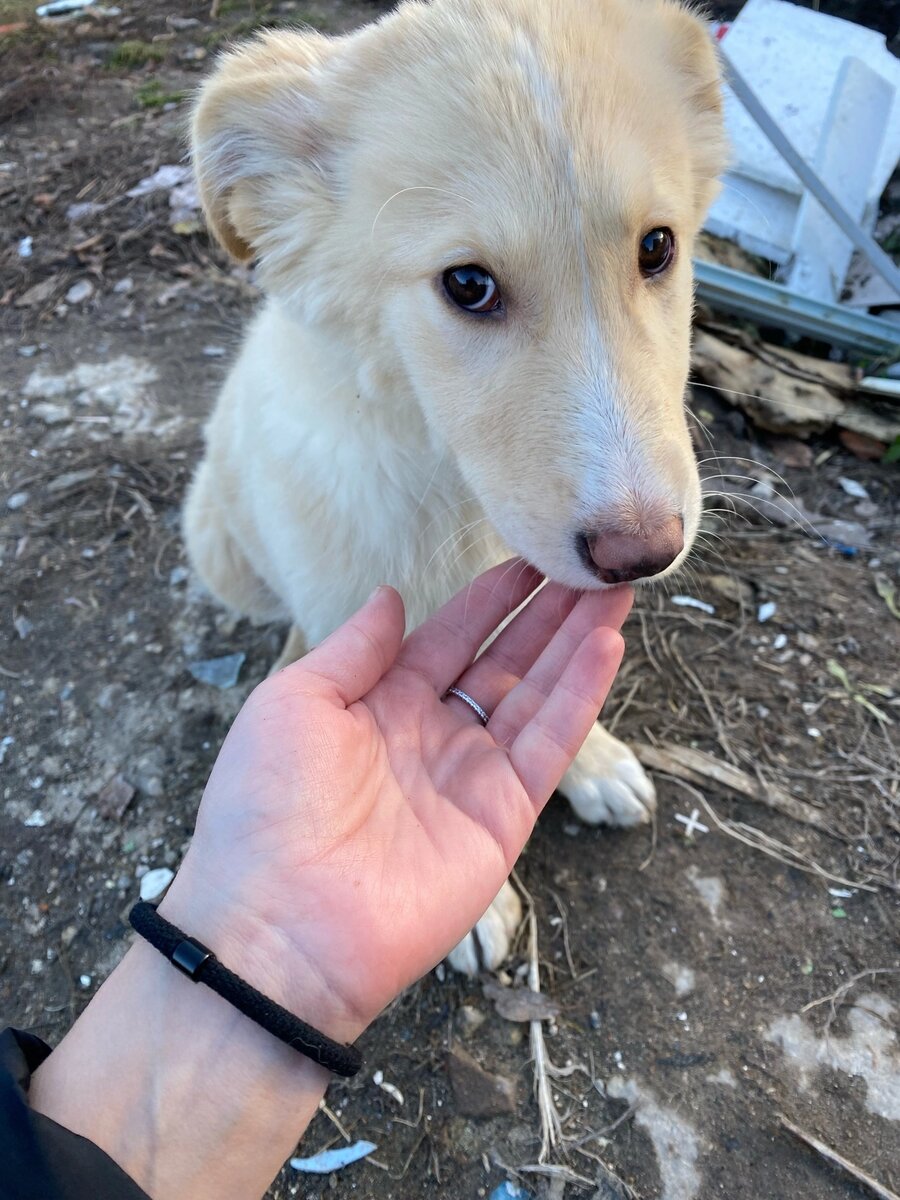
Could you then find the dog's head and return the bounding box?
[192,0,727,588]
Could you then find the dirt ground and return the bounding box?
[2,2,899,1198]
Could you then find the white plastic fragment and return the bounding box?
[675,809,709,837]
[79,974,92,988]
[828,887,854,898]
[187,653,245,688]
[126,165,192,199]
[757,601,777,623]
[139,867,174,901]
[289,1141,377,1174]
[671,595,716,615]
[65,279,94,305]
[18,236,33,258]
[772,633,788,650]
[7,492,30,511]
[24,810,47,828]
[838,477,870,500]
[373,1070,404,1106]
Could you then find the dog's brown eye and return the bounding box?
[443,265,501,313]
[639,227,675,276]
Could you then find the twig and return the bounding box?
[512,872,563,1161]
[634,741,832,832]
[778,1114,900,1200]
[800,968,900,1035]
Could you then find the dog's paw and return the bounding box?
[446,880,522,976]
[560,724,656,827]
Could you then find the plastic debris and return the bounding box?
[0,737,14,765]
[67,200,107,222]
[187,652,245,688]
[671,595,716,615]
[13,615,33,640]
[7,492,30,511]
[772,633,788,650]
[24,811,47,828]
[289,1141,377,1174]
[36,0,102,15]
[372,1070,404,1106]
[126,165,192,199]
[675,809,709,837]
[65,279,94,305]
[838,477,870,500]
[828,888,854,899]
[757,601,777,623]
[18,236,32,258]
[490,1184,535,1200]
[139,867,174,902]
[483,978,560,1023]
[79,974,92,988]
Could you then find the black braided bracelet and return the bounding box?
[129,901,362,1078]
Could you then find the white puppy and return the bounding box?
[184,0,727,973]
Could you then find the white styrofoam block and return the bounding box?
[706,0,900,265]
[787,57,894,302]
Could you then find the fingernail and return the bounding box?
[367,584,386,603]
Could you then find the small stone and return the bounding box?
[757,601,776,623]
[589,1010,601,1030]
[7,492,29,511]
[30,401,70,425]
[457,1005,486,1038]
[65,279,95,305]
[18,345,38,358]
[169,565,189,586]
[447,1047,517,1117]
[13,615,33,640]
[80,974,92,988]
[97,774,135,820]
[112,276,133,294]
[24,810,47,828]
[187,652,245,688]
[139,867,175,902]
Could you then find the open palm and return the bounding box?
[163,561,631,1042]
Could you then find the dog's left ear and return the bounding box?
[661,4,729,213]
[191,29,348,267]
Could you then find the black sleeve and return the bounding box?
[0,1028,150,1200]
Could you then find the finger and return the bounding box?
[291,585,406,706]
[487,585,633,744]
[444,582,580,721]
[396,559,543,692]
[510,626,625,807]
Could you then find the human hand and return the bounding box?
[162,560,632,1040]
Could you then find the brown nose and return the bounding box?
[577,514,684,584]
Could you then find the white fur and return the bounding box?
[184,0,727,975]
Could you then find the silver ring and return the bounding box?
[445,685,489,725]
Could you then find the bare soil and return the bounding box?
[2,3,898,1199]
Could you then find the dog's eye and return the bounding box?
[638,228,675,276]
[443,265,502,313]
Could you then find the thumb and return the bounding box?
[290,585,407,706]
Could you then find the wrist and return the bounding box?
[157,866,371,1047]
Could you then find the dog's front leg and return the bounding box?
[559,723,656,827]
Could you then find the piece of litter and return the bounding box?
[0,737,14,766]
[127,165,192,199]
[79,974,91,988]
[289,1141,376,1174]
[372,1070,404,1105]
[203,345,226,357]
[65,279,94,305]
[139,867,174,902]
[490,1184,534,1200]
[772,633,788,650]
[18,236,33,258]
[675,809,709,837]
[757,601,776,623]
[112,276,133,294]
[66,200,107,222]
[187,652,245,688]
[24,810,47,828]
[7,492,30,511]
[831,907,847,919]
[807,727,822,739]
[13,615,33,640]
[671,595,716,615]
[828,888,853,899]
[169,566,189,586]
[838,477,870,501]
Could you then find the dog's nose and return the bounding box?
[577,514,684,584]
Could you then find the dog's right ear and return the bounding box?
[191,30,341,263]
